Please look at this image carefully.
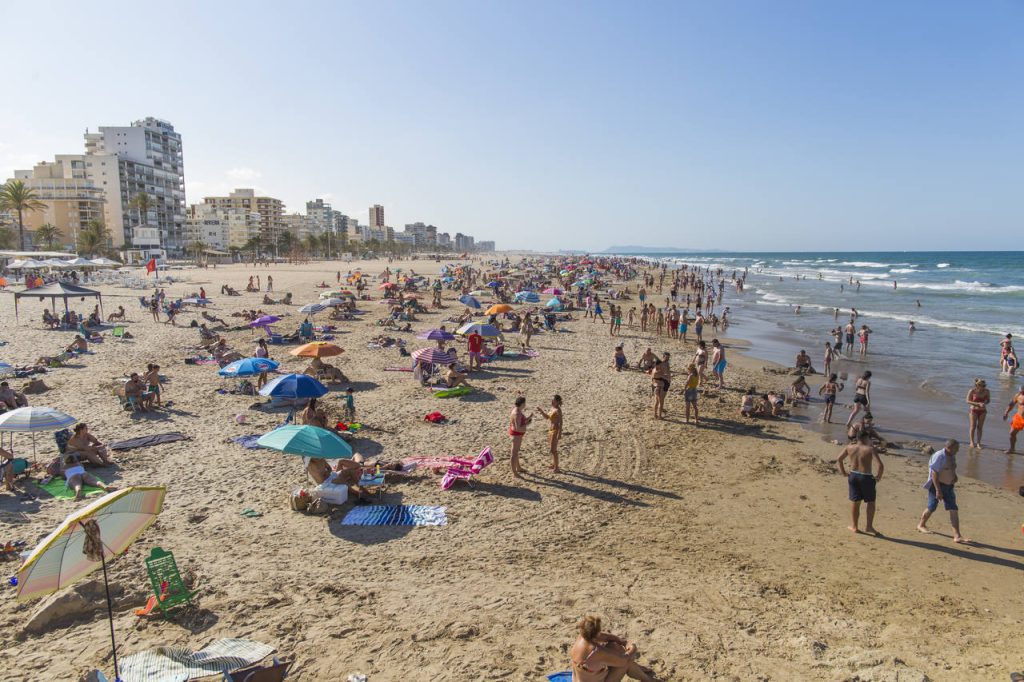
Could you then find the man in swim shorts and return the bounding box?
[836,431,884,535]
[710,339,726,389]
[1002,386,1024,454]
[916,439,970,543]
[467,330,483,372]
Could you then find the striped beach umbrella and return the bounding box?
[411,347,456,365]
[298,302,327,314]
[0,406,77,432]
[16,486,167,681]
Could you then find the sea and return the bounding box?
[618,251,1024,492]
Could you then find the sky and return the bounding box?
[1,1,1021,252]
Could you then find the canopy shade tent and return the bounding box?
[13,281,102,320]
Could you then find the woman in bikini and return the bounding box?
[570,615,656,682]
[301,398,328,429]
[966,378,990,449]
[846,371,872,428]
[508,396,532,478]
[649,354,671,420]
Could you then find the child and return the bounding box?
[684,363,700,425]
[613,346,627,372]
[818,373,841,423]
[343,387,356,421]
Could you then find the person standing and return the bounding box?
[1002,385,1024,454]
[467,330,483,372]
[836,430,884,536]
[710,339,726,389]
[266,275,273,292]
[535,395,563,473]
[844,319,856,355]
[965,379,990,449]
[823,342,835,378]
[508,396,532,478]
[917,439,971,544]
[683,363,700,425]
[846,371,872,427]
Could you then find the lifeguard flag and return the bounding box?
[145,258,157,274]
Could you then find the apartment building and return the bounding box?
[203,188,285,246]
[10,159,106,249]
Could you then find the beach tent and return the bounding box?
[13,281,102,320]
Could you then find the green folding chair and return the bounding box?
[144,547,197,616]
[112,325,128,342]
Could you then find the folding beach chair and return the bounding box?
[440,447,493,490]
[222,657,293,682]
[111,325,128,342]
[144,547,197,616]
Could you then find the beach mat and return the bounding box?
[340,505,447,526]
[110,432,189,451]
[119,638,274,682]
[548,673,572,682]
[38,476,104,500]
[230,435,265,449]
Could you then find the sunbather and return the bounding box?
[63,455,116,500]
[65,335,88,353]
[107,305,126,322]
[0,382,28,410]
[66,423,113,466]
[306,357,348,384]
[307,456,372,503]
[570,615,656,682]
[444,364,470,388]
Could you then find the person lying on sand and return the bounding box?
[201,311,227,326]
[570,615,658,682]
[66,423,113,466]
[63,455,116,500]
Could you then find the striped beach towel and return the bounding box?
[340,505,447,526]
[119,638,274,682]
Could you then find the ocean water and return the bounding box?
[619,251,1024,490]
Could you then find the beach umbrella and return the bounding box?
[469,290,487,297]
[258,373,328,399]
[441,276,455,283]
[257,424,352,459]
[89,258,119,267]
[0,406,78,460]
[319,298,346,308]
[298,302,327,315]
[379,282,397,290]
[513,291,540,303]
[290,342,344,358]
[456,322,502,337]
[16,486,166,682]
[0,362,13,377]
[486,304,514,315]
[66,257,94,267]
[411,347,456,365]
[218,357,279,377]
[459,295,481,309]
[546,298,563,309]
[542,287,563,295]
[319,290,345,299]
[417,329,456,341]
[487,281,501,288]
[249,315,281,327]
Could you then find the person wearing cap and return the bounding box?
[966,379,990,449]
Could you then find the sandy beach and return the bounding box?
[1,257,1022,681]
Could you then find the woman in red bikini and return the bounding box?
[569,615,657,682]
[508,395,532,478]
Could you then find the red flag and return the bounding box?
[145,258,156,274]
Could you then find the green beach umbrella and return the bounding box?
[256,425,353,459]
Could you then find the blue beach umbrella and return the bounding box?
[487,281,501,288]
[456,323,503,338]
[545,298,563,309]
[514,291,540,303]
[257,425,352,459]
[258,373,328,399]
[458,295,481,309]
[218,357,280,377]
[417,329,457,341]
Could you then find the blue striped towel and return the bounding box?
[340,505,447,526]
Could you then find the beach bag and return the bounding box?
[289,488,311,512]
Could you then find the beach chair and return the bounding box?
[111,325,128,342]
[54,428,72,455]
[441,447,493,490]
[144,547,197,616]
[222,657,292,682]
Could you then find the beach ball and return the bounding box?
[235,414,247,425]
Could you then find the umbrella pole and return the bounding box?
[100,551,121,682]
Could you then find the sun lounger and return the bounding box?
[441,447,493,490]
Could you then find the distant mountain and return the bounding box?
[602,246,727,254]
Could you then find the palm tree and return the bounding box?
[34,223,61,250]
[0,179,47,250]
[304,233,320,258]
[243,237,261,263]
[0,226,15,249]
[187,240,208,266]
[77,220,111,257]
[128,192,154,246]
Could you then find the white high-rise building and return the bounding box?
[185,203,230,251]
[84,117,186,257]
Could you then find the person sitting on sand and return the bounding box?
[0,382,28,411]
[107,305,126,322]
[795,349,814,373]
[740,387,756,417]
[63,454,116,500]
[766,390,787,417]
[444,363,470,388]
[301,398,328,428]
[613,345,627,372]
[790,375,810,402]
[307,455,372,503]
[124,373,154,411]
[66,423,113,466]
[570,615,657,682]
[848,412,881,444]
[637,348,657,372]
[65,335,88,354]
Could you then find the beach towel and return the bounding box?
[432,386,472,398]
[230,435,265,450]
[340,505,447,526]
[184,357,219,365]
[383,366,412,372]
[119,638,275,682]
[38,476,104,500]
[401,455,459,469]
[110,432,189,451]
[547,673,572,682]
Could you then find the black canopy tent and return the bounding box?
[13,282,103,321]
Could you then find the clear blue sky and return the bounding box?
[2,1,1021,251]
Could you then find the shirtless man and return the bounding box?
[844,320,856,355]
[917,439,970,543]
[836,431,884,535]
[1002,385,1024,454]
[124,373,154,411]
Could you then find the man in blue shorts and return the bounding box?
[917,439,970,543]
[836,431,884,536]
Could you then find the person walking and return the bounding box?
[917,439,971,544]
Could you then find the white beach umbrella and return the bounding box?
[0,406,78,460]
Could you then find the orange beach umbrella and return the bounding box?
[290,342,344,358]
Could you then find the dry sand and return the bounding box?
[1,259,1022,681]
